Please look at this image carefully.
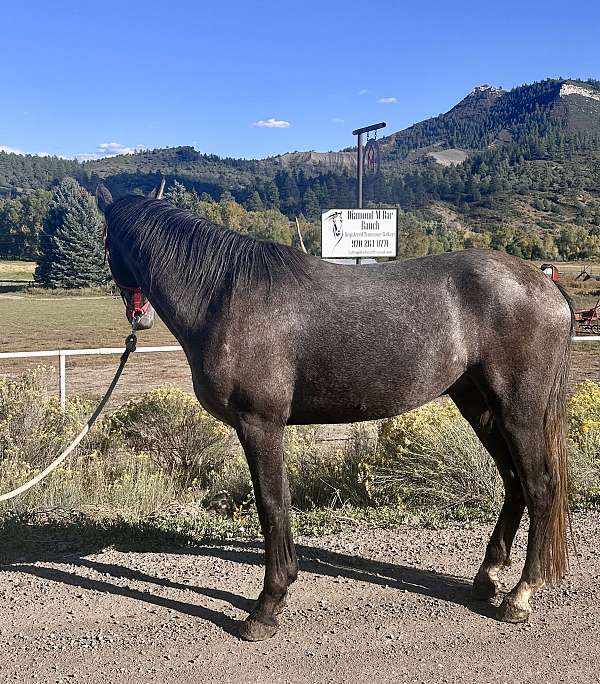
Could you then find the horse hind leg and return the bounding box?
[480,353,569,623]
[449,380,525,601]
[494,407,569,623]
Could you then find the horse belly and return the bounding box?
[288,348,464,425]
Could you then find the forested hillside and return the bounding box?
[2,77,600,261]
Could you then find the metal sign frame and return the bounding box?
[363,138,381,177]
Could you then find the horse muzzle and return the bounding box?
[120,286,155,330]
[128,303,155,330]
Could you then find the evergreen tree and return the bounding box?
[302,188,320,219]
[278,171,300,213]
[264,180,281,210]
[165,180,199,211]
[246,191,264,211]
[0,189,50,259]
[34,177,109,288]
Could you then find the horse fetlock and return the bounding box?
[256,589,288,616]
[498,578,545,623]
[274,594,288,616]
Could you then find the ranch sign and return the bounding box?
[321,208,398,259]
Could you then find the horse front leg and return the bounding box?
[237,420,297,641]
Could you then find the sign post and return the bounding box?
[352,121,386,264]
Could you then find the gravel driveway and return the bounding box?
[0,513,598,683]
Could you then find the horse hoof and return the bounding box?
[238,616,278,642]
[472,575,498,601]
[497,598,530,623]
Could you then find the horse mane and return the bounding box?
[105,195,311,305]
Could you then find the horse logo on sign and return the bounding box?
[327,211,344,251]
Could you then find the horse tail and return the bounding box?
[541,284,572,584]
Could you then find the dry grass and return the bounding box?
[0,260,35,282]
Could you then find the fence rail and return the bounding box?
[0,335,597,408]
[0,345,184,407]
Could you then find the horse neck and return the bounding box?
[119,220,228,334]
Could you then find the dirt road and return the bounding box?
[0,513,598,683]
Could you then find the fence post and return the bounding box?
[59,351,66,409]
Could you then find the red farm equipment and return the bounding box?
[539,263,600,334]
[575,300,600,335]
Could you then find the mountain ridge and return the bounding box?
[2,77,600,253]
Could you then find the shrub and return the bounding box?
[567,380,600,447]
[284,423,379,509]
[566,381,600,505]
[105,385,232,488]
[0,451,179,517]
[377,401,502,513]
[0,366,94,465]
[569,430,600,506]
[2,367,600,524]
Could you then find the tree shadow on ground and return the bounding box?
[0,517,497,638]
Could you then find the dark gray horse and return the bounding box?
[97,186,572,641]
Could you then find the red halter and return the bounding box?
[105,237,150,319]
[116,281,151,319]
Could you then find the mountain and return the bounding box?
[2,77,600,255]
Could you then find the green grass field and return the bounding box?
[0,294,177,352]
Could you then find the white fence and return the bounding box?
[0,345,183,407]
[0,335,597,408]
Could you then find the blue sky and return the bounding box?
[1,0,599,161]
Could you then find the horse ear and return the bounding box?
[96,184,113,213]
[147,177,166,200]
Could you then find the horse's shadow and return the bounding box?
[0,519,497,637]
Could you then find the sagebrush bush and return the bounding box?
[0,366,94,465]
[0,374,230,515]
[1,367,600,522]
[567,380,600,447]
[569,430,600,505]
[284,423,379,508]
[0,451,179,517]
[105,385,232,487]
[377,401,503,512]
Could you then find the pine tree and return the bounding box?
[34,177,109,288]
[165,180,198,211]
[263,180,280,210]
[246,191,264,211]
[302,188,320,219]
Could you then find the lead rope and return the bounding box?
[0,331,138,503]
